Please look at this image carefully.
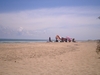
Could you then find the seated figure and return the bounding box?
[72,38,76,42]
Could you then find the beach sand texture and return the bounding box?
[0,41,100,75]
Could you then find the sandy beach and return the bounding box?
[0,41,100,75]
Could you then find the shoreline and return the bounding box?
[0,40,97,43]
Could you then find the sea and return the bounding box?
[0,39,89,43]
[0,39,49,43]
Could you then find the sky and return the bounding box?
[0,0,100,40]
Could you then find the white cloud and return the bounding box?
[0,6,100,39]
[18,27,23,32]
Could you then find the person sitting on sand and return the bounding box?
[60,37,64,42]
[66,36,70,42]
[60,37,67,42]
[65,38,67,42]
[72,38,76,42]
[55,35,61,42]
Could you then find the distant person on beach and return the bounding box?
[65,38,67,42]
[55,37,58,42]
[55,35,61,42]
[72,38,76,42]
[49,37,52,42]
[60,37,64,42]
[60,37,67,42]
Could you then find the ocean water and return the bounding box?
[0,39,87,43]
[0,39,48,43]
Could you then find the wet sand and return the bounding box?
[0,41,100,75]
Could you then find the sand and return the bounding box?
[0,41,100,75]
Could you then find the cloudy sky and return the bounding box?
[0,0,100,40]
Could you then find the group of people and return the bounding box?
[49,35,76,42]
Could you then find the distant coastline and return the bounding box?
[0,38,97,43]
[0,39,49,43]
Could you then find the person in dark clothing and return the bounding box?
[72,38,76,42]
[60,37,64,42]
[49,37,52,42]
[55,37,58,42]
[65,38,67,42]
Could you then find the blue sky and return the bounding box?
[0,0,100,40]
